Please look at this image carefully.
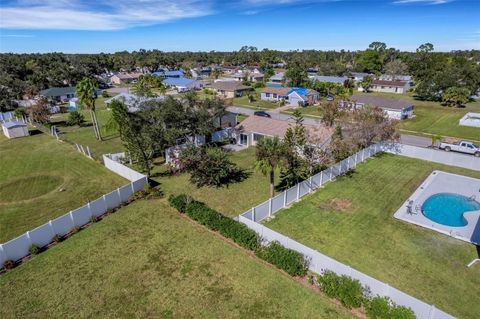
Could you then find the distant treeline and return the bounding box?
[1,43,479,110]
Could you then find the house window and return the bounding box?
[273,94,277,98]
[381,86,385,89]
[266,93,270,97]
[253,134,264,142]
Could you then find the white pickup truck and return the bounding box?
[439,139,480,157]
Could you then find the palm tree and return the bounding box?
[76,77,102,140]
[255,137,286,198]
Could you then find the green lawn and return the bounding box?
[50,96,124,156]
[264,154,480,319]
[150,147,278,217]
[0,132,126,242]
[233,88,281,110]
[0,199,353,319]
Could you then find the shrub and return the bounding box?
[102,90,109,98]
[168,194,190,213]
[366,297,415,319]
[256,241,308,277]
[317,271,364,309]
[106,208,114,215]
[53,234,63,243]
[3,260,14,270]
[29,244,40,255]
[147,187,163,199]
[90,215,99,223]
[66,110,85,126]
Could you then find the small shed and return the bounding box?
[2,121,29,139]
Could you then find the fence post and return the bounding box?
[309,176,313,191]
[69,211,75,225]
[330,167,333,180]
[87,202,94,218]
[117,188,123,203]
[25,231,33,247]
[320,171,323,186]
[283,191,287,207]
[268,198,272,217]
[87,146,92,159]
[48,220,56,237]
[0,244,6,264]
[428,305,436,319]
[361,149,365,161]
[251,207,256,222]
[80,145,86,156]
[102,194,108,212]
[296,183,300,200]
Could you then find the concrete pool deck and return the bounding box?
[394,171,480,245]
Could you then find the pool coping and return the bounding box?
[394,170,480,245]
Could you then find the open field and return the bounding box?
[150,147,278,217]
[264,153,480,319]
[0,132,126,242]
[0,199,353,319]
[49,96,124,156]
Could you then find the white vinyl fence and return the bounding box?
[239,216,454,319]
[238,143,457,319]
[0,154,148,268]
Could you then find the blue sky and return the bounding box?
[0,0,478,53]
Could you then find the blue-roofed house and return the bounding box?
[163,77,201,92]
[260,86,320,106]
[308,75,349,84]
[2,121,29,139]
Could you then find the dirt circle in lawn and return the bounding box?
[0,175,64,203]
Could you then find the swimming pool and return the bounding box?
[421,193,480,227]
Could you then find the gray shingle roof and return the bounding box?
[350,95,413,111]
[40,87,76,97]
[210,82,252,92]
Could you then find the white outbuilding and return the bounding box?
[2,121,30,139]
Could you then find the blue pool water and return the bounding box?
[421,193,480,227]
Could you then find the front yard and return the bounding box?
[264,153,480,319]
[233,88,281,110]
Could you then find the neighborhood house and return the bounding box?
[40,87,77,103]
[348,95,414,120]
[2,121,29,139]
[459,112,480,128]
[209,82,252,98]
[235,115,333,147]
[260,86,320,106]
[163,77,201,92]
[369,79,410,94]
[110,72,143,84]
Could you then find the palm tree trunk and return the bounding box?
[269,170,275,198]
[91,110,102,141]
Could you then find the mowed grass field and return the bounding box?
[151,147,278,217]
[264,154,480,319]
[0,132,126,242]
[0,199,354,319]
[50,96,124,156]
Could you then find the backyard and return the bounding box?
[233,87,280,110]
[150,147,278,217]
[264,153,480,319]
[0,132,126,242]
[0,199,353,318]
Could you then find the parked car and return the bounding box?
[253,111,271,118]
[439,139,480,157]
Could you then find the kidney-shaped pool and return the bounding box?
[421,193,480,227]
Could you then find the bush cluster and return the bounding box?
[29,245,40,255]
[366,296,416,319]
[256,241,308,277]
[317,271,364,309]
[168,194,190,213]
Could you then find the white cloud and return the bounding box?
[393,0,453,4]
[0,0,213,30]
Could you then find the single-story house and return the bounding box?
[459,112,480,128]
[308,75,349,84]
[152,70,184,78]
[40,87,77,103]
[110,72,143,85]
[235,116,333,147]
[260,86,320,106]
[2,121,29,139]
[370,80,410,94]
[348,95,414,120]
[268,72,285,84]
[379,74,413,84]
[210,82,252,98]
[105,93,164,113]
[221,66,240,75]
[349,72,371,82]
[230,72,264,82]
[163,77,201,92]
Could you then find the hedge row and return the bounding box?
[316,271,415,319]
[168,194,307,276]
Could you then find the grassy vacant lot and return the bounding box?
[0,199,353,319]
[50,96,123,156]
[355,92,480,141]
[151,147,277,217]
[264,154,480,319]
[0,133,125,242]
[233,88,280,110]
